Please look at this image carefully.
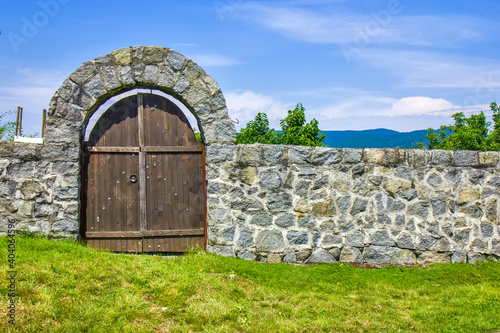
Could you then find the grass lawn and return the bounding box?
[1,234,500,332]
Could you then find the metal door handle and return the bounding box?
[130,175,138,183]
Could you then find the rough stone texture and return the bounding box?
[363,246,416,265]
[255,230,284,252]
[0,141,80,237]
[339,246,363,263]
[206,145,500,264]
[305,248,337,264]
[46,46,236,148]
[3,48,500,265]
[417,252,452,265]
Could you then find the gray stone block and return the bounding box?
[417,235,436,251]
[83,75,107,99]
[430,150,452,165]
[343,149,363,163]
[427,173,443,186]
[255,230,285,252]
[336,196,351,214]
[209,245,236,258]
[451,250,467,263]
[369,229,395,246]
[288,146,312,164]
[362,245,416,265]
[305,248,337,264]
[453,151,478,166]
[480,222,494,238]
[312,148,342,165]
[431,199,447,216]
[51,219,79,233]
[238,251,256,261]
[287,231,308,245]
[345,231,365,247]
[237,228,254,248]
[275,214,295,228]
[339,246,363,263]
[408,202,429,218]
[321,234,343,248]
[417,252,451,265]
[283,248,297,263]
[267,193,292,212]
[350,198,368,215]
[250,213,273,226]
[215,120,237,144]
[467,252,486,263]
[166,50,186,70]
[231,198,264,212]
[260,169,283,191]
[396,233,415,249]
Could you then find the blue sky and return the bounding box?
[2,0,500,136]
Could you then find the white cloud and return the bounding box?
[313,94,484,122]
[230,2,491,46]
[389,96,454,116]
[225,90,291,129]
[189,54,241,67]
[312,95,488,131]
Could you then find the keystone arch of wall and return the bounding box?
[46,45,237,146]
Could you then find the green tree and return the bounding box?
[278,103,325,146]
[485,102,500,150]
[0,110,16,141]
[235,112,279,144]
[418,102,500,151]
[235,103,325,146]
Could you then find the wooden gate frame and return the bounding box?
[82,93,208,252]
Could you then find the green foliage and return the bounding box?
[2,234,500,332]
[418,102,500,151]
[192,127,202,142]
[0,110,16,141]
[279,103,326,146]
[235,103,325,146]
[235,112,279,144]
[486,102,500,150]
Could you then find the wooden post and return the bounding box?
[42,109,47,138]
[19,107,23,136]
[15,106,20,136]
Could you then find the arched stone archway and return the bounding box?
[45,45,236,146]
[42,46,236,238]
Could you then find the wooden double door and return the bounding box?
[83,93,205,252]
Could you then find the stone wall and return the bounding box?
[0,141,79,237]
[3,45,500,265]
[206,144,500,265]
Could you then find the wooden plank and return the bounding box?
[142,146,202,153]
[87,229,204,238]
[144,229,205,237]
[87,231,142,238]
[142,236,204,253]
[139,152,147,233]
[87,94,139,147]
[85,146,140,153]
[138,94,147,243]
[138,94,145,147]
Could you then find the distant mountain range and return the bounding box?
[322,128,429,149]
